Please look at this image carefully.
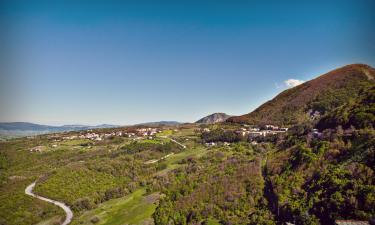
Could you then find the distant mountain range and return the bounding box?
[135,121,182,126]
[0,121,185,137]
[227,64,375,126]
[196,113,232,124]
[0,122,119,137]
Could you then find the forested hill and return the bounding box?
[227,64,375,126]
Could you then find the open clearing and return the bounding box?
[72,189,158,225]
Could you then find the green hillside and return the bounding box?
[227,64,375,126]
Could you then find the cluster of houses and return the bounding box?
[30,127,167,153]
[237,125,289,138]
[204,125,289,138]
[136,128,159,137]
[29,146,45,152]
[59,127,162,142]
[78,131,127,141]
[202,125,290,147]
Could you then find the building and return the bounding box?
[30,146,44,152]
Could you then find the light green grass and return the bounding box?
[72,189,157,225]
[206,218,221,225]
[170,128,196,138]
[156,129,173,137]
[60,139,92,146]
[138,138,165,144]
[163,146,207,165]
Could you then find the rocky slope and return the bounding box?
[196,113,232,124]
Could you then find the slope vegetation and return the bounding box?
[227,64,375,126]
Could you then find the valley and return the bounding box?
[0,64,374,225]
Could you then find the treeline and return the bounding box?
[201,129,244,143]
[119,141,179,154]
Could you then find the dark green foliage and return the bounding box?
[201,129,242,143]
[72,198,95,211]
[156,162,167,170]
[317,85,375,130]
[290,144,316,168]
[266,127,375,224]
[104,187,128,201]
[90,216,100,224]
[306,165,375,224]
[289,123,313,136]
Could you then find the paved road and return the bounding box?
[25,182,73,225]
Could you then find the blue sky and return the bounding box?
[1,0,374,125]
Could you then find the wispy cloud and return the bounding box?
[275,79,305,89]
[284,79,305,88]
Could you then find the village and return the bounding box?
[29,127,166,152]
[235,124,289,137]
[200,124,290,147]
[60,127,162,141]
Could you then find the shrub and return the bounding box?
[90,216,100,224]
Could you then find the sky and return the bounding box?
[1,0,374,125]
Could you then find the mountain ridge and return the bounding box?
[134,121,182,126]
[196,113,233,124]
[227,64,375,126]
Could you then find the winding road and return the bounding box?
[23,137,184,224]
[25,182,73,225]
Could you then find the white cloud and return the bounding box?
[284,79,305,88]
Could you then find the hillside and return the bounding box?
[1,85,374,224]
[227,64,375,126]
[196,113,232,124]
[316,84,375,130]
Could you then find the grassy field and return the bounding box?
[138,138,168,144]
[162,146,207,165]
[155,129,173,137]
[71,189,159,225]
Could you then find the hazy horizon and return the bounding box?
[1,0,374,125]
